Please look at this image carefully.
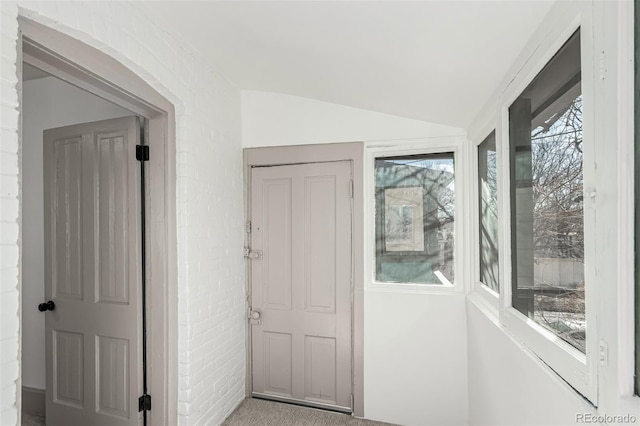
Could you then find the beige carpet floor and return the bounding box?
[22,397,394,425]
[21,412,45,426]
[223,398,395,426]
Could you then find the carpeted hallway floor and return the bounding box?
[23,397,396,425]
[223,398,396,426]
[21,412,45,426]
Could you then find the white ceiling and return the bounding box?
[146,1,555,128]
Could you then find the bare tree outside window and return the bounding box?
[531,95,585,352]
[479,131,499,292]
[510,30,586,353]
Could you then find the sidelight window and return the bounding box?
[478,131,500,293]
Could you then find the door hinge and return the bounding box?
[138,394,151,412]
[246,221,252,233]
[136,145,150,162]
[348,180,354,198]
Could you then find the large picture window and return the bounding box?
[478,131,499,292]
[375,153,455,284]
[509,30,585,352]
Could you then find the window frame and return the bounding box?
[605,0,637,416]
[498,18,598,403]
[471,128,502,312]
[366,138,468,293]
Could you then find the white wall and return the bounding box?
[21,75,131,390]
[243,90,469,425]
[242,91,464,147]
[365,292,468,425]
[466,302,594,425]
[1,2,246,425]
[0,7,21,422]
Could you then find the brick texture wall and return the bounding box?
[0,2,246,425]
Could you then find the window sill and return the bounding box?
[468,296,597,412]
[367,280,460,294]
[501,307,596,403]
[467,287,499,325]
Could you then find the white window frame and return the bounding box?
[470,126,502,313]
[365,137,468,294]
[496,11,598,403]
[616,0,640,417]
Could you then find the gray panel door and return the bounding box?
[44,117,142,426]
[250,161,353,411]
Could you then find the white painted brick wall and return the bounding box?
[0,2,246,425]
[1,3,21,425]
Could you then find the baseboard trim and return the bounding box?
[22,386,45,417]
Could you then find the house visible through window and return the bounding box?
[478,131,500,292]
[509,30,585,353]
[375,153,455,284]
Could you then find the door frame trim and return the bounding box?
[244,142,364,417]
[18,16,178,425]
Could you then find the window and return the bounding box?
[375,153,455,284]
[509,30,585,352]
[478,131,499,292]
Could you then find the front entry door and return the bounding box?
[43,116,142,426]
[250,161,353,412]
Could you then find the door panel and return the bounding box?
[52,331,84,408]
[304,336,336,403]
[250,161,352,412]
[52,138,83,301]
[97,336,130,418]
[305,175,337,313]
[95,133,130,305]
[44,116,141,426]
[263,332,294,396]
[263,178,293,310]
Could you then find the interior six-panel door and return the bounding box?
[250,161,353,411]
[44,116,142,426]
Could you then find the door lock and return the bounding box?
[250,310,262,325]
[244,248,263,259]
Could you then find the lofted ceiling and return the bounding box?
[146,1,555,128]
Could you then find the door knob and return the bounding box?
[38,301,55,312]
[250,310,262,325]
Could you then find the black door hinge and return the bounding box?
[136,145,150,162]
[138,394,152,412]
